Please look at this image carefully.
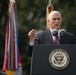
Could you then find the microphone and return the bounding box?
[51,29,66,44]
[52,29,58,37]
[52,29,59,44]
[59,29,66,37]
[59,29,66,44]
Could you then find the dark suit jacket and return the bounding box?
[26,29,76,57]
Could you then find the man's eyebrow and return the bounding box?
[52,18,61,20]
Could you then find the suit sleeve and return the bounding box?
[26,31,44,57]
[26,42,33,57]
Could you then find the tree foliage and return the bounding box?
[0,0,76,75]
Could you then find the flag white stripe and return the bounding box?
[14,5,18,70]
[8,18,11,69]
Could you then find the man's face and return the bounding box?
[48,13,62,30]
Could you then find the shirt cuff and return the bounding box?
[29,41,34,46]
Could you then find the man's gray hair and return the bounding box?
[48,10,62,19]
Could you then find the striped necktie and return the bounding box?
[54,36,59,44]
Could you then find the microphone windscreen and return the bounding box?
[59,29,66,37]
[52,29,58,36]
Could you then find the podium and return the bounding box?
[30,44,76,75]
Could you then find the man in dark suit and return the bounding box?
[26,10,76,57]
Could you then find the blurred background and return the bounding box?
[0,0,76,75]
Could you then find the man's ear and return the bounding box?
[47,19,50,25]
[60,19,62,25]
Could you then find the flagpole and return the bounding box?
[9,0,15,70]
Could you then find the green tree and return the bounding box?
[0,0,76,75]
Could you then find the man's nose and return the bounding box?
[55,19,59,22]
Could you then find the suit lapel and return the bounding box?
[45,29,54,44]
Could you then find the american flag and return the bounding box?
[46,0,53,29]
